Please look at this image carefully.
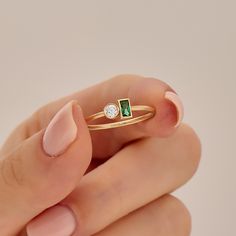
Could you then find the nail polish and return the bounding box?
[43,102,78,157]
[165,91,184,127]
[27,205,76,236]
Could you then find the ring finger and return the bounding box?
[94,195,191,236]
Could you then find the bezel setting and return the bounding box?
[103,103,120,119]
[118,98,133,119]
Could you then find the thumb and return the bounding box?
[0,101,92,235]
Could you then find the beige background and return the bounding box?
[0,1,235,235]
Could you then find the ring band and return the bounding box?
[86,98,155,131]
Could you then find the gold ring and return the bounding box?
[86,98,155,131]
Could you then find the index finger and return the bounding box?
[2,75,183,158]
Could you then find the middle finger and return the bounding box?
[57,124,200,235]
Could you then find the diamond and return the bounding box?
[104,103,120,119]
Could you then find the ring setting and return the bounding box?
[86,98,155,131]
[103,98,133,120]
[103,103,120,119]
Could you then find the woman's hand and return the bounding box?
[0,75,201,236]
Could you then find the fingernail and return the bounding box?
[43,102,78,157]
[165,91,184,127]
[27,205,77,236]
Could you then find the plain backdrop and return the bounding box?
[0,1,235,235]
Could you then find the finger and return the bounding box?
[26,124,200,236]
[94,195,191,236]
[0,101,92,235]
[2,75,183,158]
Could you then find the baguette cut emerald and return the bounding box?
[118,99,132,118]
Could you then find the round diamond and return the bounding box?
[104,103,119,119]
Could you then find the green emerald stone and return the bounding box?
[119,99,132,118]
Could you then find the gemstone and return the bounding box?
[104,103,120,119]
[118,98,132,119]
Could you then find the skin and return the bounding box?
[0,75,201,236]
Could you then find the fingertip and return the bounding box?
[155,99,179,136]
[152,91,184,137]
[165,91,184,128]
[128,78,184,138]
[26,205,77,236]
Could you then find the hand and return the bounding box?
[0,75,201,236]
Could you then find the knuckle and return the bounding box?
[110,74,143,86]
[91,165,125,217]
[0,153,24,187]
[159,195,192,236]
[177,123,202,176]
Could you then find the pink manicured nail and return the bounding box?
[27,205,77,236]
[43,102,78,157]
[165,91,184,128]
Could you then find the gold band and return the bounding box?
[86,105,155,131]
